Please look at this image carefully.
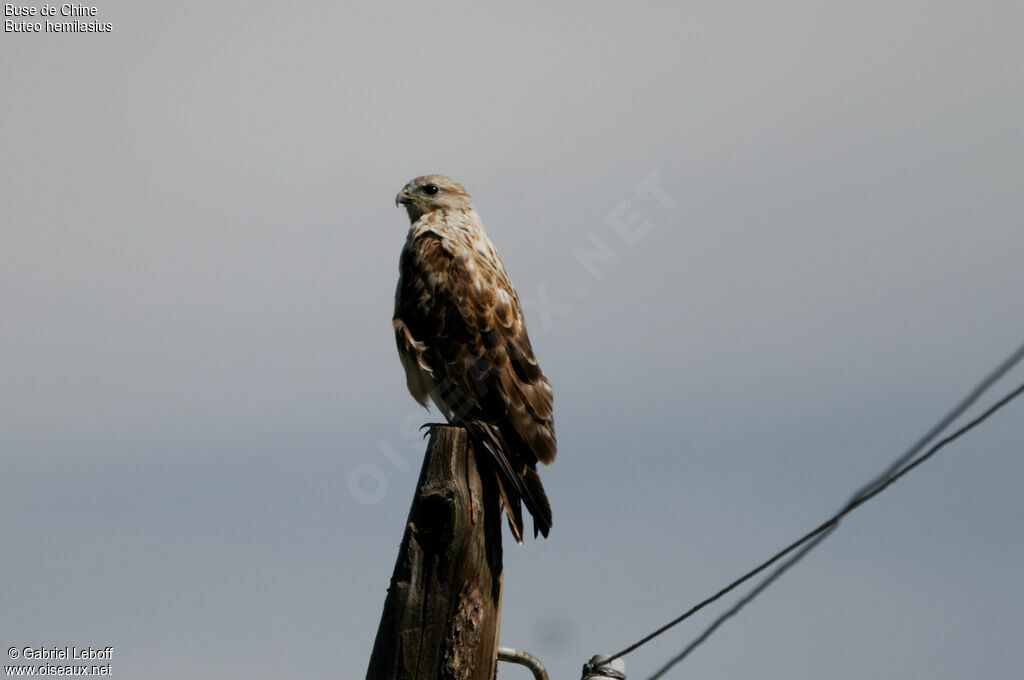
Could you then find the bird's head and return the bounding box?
[396,175,472,222]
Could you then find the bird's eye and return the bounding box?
[422,184,440,195]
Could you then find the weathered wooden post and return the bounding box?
[366,426,504,680]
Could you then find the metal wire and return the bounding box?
[498,647,549,680]
[598,340,1024,677]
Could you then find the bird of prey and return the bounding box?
[393,175,555,541]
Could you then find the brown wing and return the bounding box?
[393,230,555,539]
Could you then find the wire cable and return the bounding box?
[596,339,1024,675]
[645,375,1024,680]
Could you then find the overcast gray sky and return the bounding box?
[3,2,1023,678]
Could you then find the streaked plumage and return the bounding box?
[393,175,555,541]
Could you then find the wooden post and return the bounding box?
[366,426,504,680]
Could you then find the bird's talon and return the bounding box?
[418,422,448,438]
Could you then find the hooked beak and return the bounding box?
[395,186,413,207]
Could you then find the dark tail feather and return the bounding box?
[464,422,552,541]
[523,466,551,538]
